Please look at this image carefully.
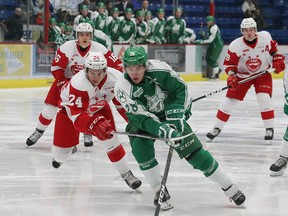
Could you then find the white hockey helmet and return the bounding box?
[240,17,257,32]
[76,22,94,33]
[85,52,107,70]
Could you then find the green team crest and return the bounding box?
[116,89,126,103]
[144,85,167,112]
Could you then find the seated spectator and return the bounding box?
[3,7,24,41]
[106,1,115,16]
[253,8,267,30]
[241,0,256,18]
[115,0,135,17]
[55,8,71,25]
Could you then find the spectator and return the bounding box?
[55,8,71,25]
[194,16,224,79]
[253,8,267,30]
[106,1,115,16]
[241,0,256,18]
[4,7,24,41]
[115,0,134,17]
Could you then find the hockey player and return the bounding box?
[117,8,137,44]
[51,51,141,190]
[194,16,224,79]
[26,22,123,148]
[164,7,186,44]
[206,17,285,144]
[270,68,288,176]
[114,45,246,210]
[106,7,121,43]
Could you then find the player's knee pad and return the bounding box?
[51,145,74,162]
[186,147,219,177]
[257,93,273,111]
[100,134,120,153]
[219,97,238,115]
[42,104,58,119]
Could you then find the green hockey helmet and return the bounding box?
[125,8,133,14]
[49,17,57,24]
[112,7,119,13]
[123,46,148,67]
[206,15,215,22]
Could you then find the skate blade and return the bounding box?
[135,188,142,193]
[206,138,213,143]
[270,170,285,177]
[265,140,273,145]
[161,201,174,211]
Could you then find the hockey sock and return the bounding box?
[142,165,162,192]
[107,144,130,174]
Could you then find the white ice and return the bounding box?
[0,78,287,216]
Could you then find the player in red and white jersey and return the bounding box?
[51,51,141,190]
[26,22,123,148]
[206,17,285,144]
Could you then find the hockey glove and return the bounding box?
[272,53,286,74]
[158,124,182,147]
[87,100,108,116]
[227,71,239,88]
[194,39,203,44]
[87,114,113,141]
[165,108,185,133]
[284,94,288,116]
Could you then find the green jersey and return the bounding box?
[107,16,121,42]
[118,18,137,43]
[164,16,186,44]
[151,17,166,44]
[114,59,192,137]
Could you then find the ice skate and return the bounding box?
[154,185,173,210]
[52,146,77,169]
[270,156,288,177]
[206,127,221,142]
[26,129,44,146]
[265,128,274,145]
[223,184,246,206]
[83,134,93,147]
[121,170,142,190]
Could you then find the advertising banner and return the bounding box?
[148,45,186,72]
[35,42,57,75]
[0,44,32,77]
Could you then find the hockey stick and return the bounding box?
[154,145,174,216]
[113,131,195,142]
[191,69,274,103]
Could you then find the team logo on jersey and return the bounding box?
[116,89,126,103]
[246,58,261,72]
[133,87,143,97]
[144,85,167,113]
[71,62,84,74]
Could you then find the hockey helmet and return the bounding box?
[206,16,215,22]
[76,22,94,33]
[240,17,257,32]
[85,52,107,70]
[123,46,148,67]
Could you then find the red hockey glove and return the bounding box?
[87,114,113,141]
[272,53,285,74]
[227,71,239,88]
[87,100,108,116]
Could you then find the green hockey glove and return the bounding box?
[165,108,185,133]
[158,124,182,147]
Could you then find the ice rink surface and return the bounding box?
[0,78,287,216]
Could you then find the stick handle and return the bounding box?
[154,146,174,216]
